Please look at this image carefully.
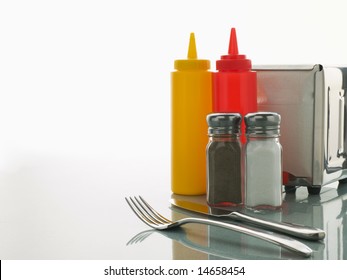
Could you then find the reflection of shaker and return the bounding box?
[208,225,243,260]
[244,112,282,209]
[206,113,243,207]
[240,209,283,259]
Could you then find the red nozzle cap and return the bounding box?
[228,27,239,55]
[216,28,252,71]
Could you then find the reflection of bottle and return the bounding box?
[213,28,257,142]
[171,33,212,195]
[171,209,208,260]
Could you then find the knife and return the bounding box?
[170,198,325,241]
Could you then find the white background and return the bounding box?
[1,0,347,166]
[1,0,347,277]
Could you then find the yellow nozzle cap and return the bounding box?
[174,33,210,71]
[187,32,197,59]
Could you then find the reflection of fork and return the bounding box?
[127,228,306,260]
[125,196,312,257]
[127,229,236,260]
[126,229,156,246]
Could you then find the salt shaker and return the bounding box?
[244,112,282,209]
[206,113,242,207]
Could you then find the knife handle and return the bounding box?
[231,212,325,240]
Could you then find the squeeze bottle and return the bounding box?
[213,28,257,142]
[171,33,212,195]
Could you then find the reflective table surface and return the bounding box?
[1,154,347,260]
[170,184,347,260]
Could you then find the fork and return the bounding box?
[125,196,313,258]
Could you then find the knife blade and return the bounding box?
[170,198,325,241]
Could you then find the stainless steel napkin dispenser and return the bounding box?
[254,65,347,194]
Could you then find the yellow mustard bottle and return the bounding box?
[171,33,212,195]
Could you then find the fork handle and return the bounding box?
[175,217,312,257]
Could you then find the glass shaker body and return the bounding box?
[244,112,283,209]
[206,113,243,207]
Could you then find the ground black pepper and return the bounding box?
[206,113,243,207]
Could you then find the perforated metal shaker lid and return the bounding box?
[206,113,241,135]
[244,112,281,136]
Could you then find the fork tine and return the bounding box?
[133,196,170,224]
[125,197,159,228]
[130,197,161,225]
[138,196,172,223]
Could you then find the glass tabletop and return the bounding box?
[0,154,346,260]
[127,182,347,260]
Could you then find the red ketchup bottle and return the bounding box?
[213,28,257,142]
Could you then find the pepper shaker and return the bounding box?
[244,112,282,209]
[206,113,243,207]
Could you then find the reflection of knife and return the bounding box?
[170,198,325,241]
